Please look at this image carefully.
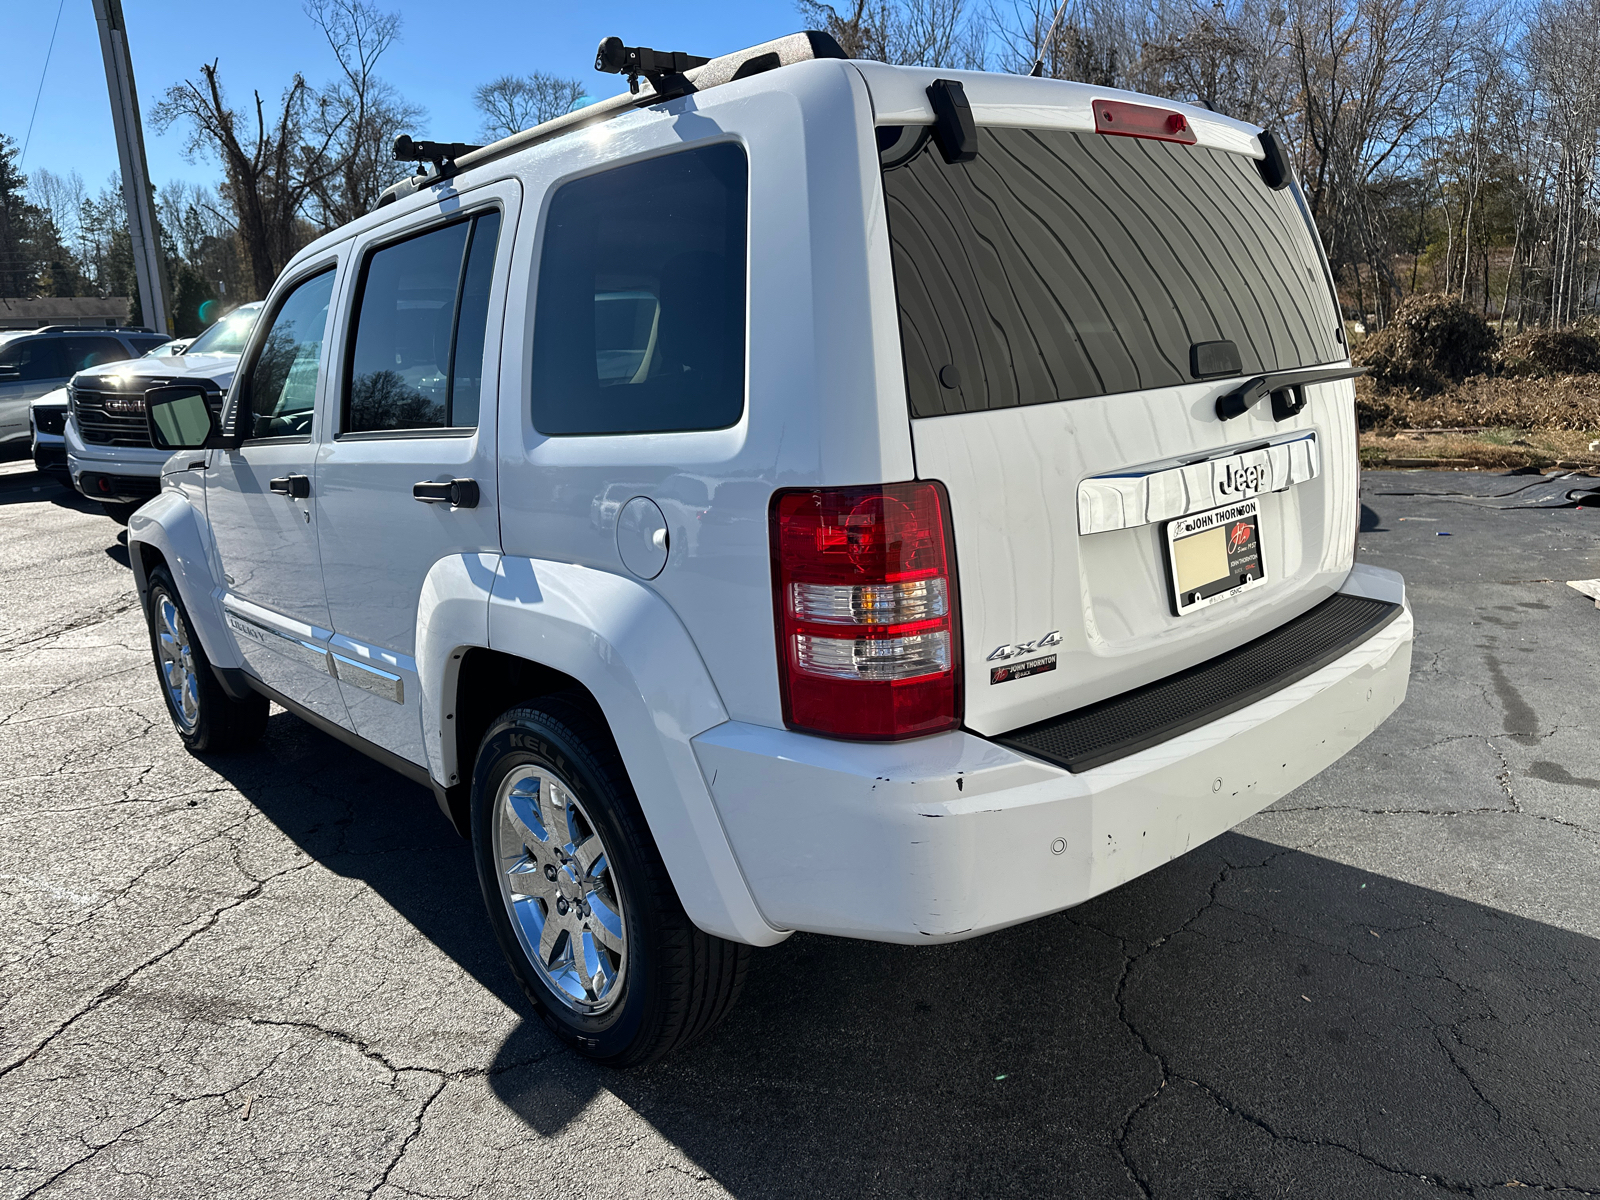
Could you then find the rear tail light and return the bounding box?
[1093,98,1197,145]
[771,481,962,739]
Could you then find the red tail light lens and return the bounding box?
[1093,98,1197,145]
[771,481,962,740]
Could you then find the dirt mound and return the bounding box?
[1356,294,1497,393]
[1356,374,1600,432]
[1498,329,1600,376]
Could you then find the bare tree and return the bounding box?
[473,73,587,141]
[152,62,345,296]
[800,0,986,66]
[300,0,421,228]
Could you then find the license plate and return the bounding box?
[1166,499,1267,614]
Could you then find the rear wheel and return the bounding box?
[144,565,268,753]
[470,698,749,1066]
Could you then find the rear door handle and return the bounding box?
[412,478,479,509]
[269,474,310,498]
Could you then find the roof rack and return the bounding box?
[377,30,846,210]
[29,325,158,335]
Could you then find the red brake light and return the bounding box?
[1093,98,1197,145]
[771,481,962,740]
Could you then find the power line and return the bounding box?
[21,0,69,167]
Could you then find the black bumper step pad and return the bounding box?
[994,592,1403,773]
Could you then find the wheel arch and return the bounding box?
[126,491,241,672]
[468,556,787,948]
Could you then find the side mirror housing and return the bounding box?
[146,385,218,450]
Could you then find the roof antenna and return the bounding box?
[595,36,710,101]
[1030,0,1075,77]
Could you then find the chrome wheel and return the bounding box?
[155,593,199,733]
[494,765,628,1014]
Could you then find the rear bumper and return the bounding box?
[694,564,1411,944]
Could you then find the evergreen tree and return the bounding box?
[0,133,38,297]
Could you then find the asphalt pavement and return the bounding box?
[2,456,1599,1199]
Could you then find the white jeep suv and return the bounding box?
[127,33,1411,1066]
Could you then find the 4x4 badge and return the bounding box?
[986,630,1062,661]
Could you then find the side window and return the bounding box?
[0,338,66,381]
[128,336,169,355]
[61,337,130,372]
[344,210,501,434]
[240,269,336,440]
[530,143,748,436]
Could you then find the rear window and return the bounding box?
[881,126,1343,419]
[529,142,747,436]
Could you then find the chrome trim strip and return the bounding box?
[1077,432,1320,535]
[329,653,404,704]
[223,609,332,674]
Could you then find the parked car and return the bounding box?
[0,326,168,447]
[29,387,69,475]
[128,35,1412,1067]
[65,302,262,522]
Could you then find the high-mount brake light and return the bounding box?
[771,482,962,740]
[1093,98,1198,145]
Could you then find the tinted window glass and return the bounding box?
[530,143,747,435]
[346,211,499,433]
[128,336,170,354]
[62,337,130,371]
[449,212,500,429]
[242,269,335,439]
[0,338,66,381]
[882,127,1343,418]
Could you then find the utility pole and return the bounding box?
[91,0,171,334]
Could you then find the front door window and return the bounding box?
[239,270,337,440]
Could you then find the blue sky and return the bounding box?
[2,0,805,194]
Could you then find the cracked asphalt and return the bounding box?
[3,455,1599,1199]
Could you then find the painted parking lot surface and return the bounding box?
[3,460,1599,1199]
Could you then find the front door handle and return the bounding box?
[269,474,310,499]
[412,478,479,509]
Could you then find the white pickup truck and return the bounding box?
[127,33,1410,1066]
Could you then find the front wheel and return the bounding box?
[470,698,749,1067]
[144,565,268,753]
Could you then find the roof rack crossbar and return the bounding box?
[374,31,846,210]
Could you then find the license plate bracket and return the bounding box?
[1166,498,1267,614]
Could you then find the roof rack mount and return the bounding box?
[595,37,710,101]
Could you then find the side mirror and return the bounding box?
[146,385,217,450]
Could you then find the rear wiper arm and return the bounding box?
[1215,364,1366,421]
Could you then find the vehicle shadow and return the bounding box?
[206,710,1600,1196]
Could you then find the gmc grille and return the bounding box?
[72,387,152,448]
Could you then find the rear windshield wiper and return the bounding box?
[1214,364,1366,422]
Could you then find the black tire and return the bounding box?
[144,565,269,753]
[101,502,136,525]
[470,697,749,1067]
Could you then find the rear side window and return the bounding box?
[239,269,336,440]
[344,210,501,434]
[128,336,169,354]
[881,127,1343,418]
[0,338,65,381]
[61,337,130,372]
[530,142,747,436]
